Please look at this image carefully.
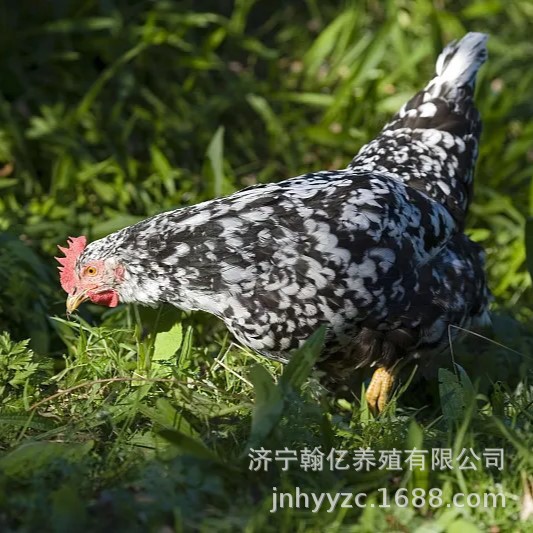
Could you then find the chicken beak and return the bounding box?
[66,291,89,315]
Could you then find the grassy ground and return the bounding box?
[0,1,532,531]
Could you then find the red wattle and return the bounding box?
[88,290,119,308]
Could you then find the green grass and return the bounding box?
[0,1,532,531]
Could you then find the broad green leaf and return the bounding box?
[206,126,225,198]
[139,398,198,437]
[139,305,182,334]
[302,10,358,78]
[177,325,194,369]
[455,363,475,408]
[0,440,93,477]
[246,364,284,449]
[153,322,183,361]
[92,180,116,203]
[150,145,177,195]
[246,94,289,149]
[406,419,424,451]
[438,368,465,427]
[158,429,234,470]
[280,326,326,392]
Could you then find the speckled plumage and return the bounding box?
[351,32,487,228]
[64,33,491,381]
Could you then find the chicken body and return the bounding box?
[58,33,491,406]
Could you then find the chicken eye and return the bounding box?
[85,266,98,276]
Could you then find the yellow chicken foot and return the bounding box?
[365,366,398,414]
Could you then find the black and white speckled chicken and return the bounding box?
[57,33,491,412]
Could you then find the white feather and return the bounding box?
[435,32,488,87]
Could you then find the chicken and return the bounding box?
[57,33,491,412]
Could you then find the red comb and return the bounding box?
[55,236,87,293]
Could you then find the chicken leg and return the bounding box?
[365,366,398,414]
